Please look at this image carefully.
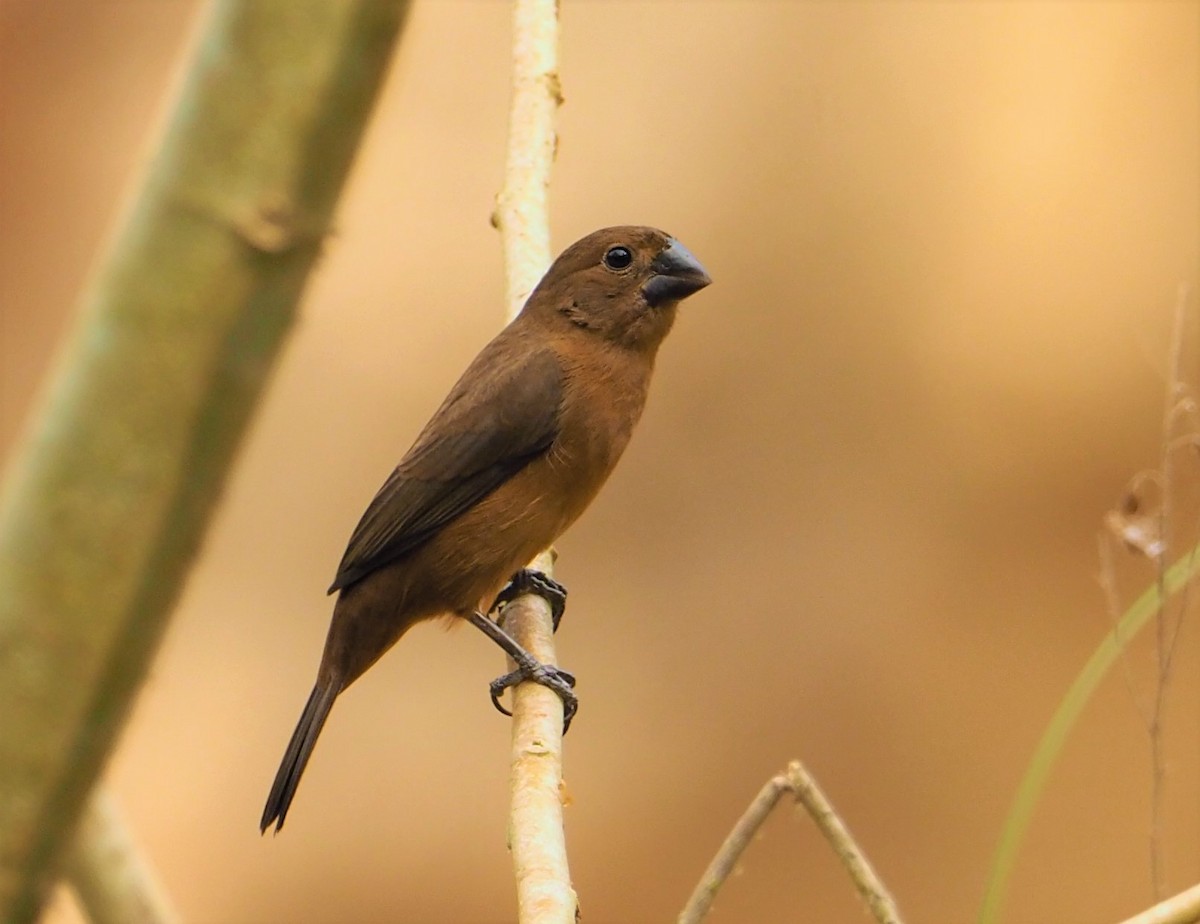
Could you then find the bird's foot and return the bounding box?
[466,609,578,733]
[489,662,578,732]
[491,569,568,632]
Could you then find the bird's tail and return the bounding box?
[261,681,339,834]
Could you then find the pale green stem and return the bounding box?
[0,2,410,919]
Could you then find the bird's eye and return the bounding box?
[603,246,633,270]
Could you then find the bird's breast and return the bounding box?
[406,342,655,616]
[542,344,652,523]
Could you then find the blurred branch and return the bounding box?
[978,545,1200,924]
[0,1,410,920]
[981,294,1200,924]
[492,2,574,923]
[1147,286,1195,898]
[679,760,904,924]
[63,791,180,924]
[1117,881,1200,924]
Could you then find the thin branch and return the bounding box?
[1116,881,1200,924]
[679,760,904,924]
[63,791,180,924]
[0,2,410,920]
[492,2,573,923]
[978,543,1200,924]
[494,0,561,324]
[1149,286,1195,897]
[502,551,577,924]
[790,761,904,924]
[982,292,1200,924]
[679,771,793,923]
[1098,532,1151,728]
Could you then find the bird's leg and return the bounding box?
[466,609,578,732]
[490,568,568,631]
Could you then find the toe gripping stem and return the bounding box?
[491,569,568,631]
[468,589,577,733]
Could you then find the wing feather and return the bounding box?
[328,339,563,592]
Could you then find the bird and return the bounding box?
[261,225,710,832]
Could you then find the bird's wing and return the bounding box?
[328,342,563,593]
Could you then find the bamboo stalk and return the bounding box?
[0,2,410,919]
[63,791,181,924]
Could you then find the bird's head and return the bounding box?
[525,226,711,352]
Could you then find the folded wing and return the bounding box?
[329,341,563,592]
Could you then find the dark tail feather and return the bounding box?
[261,681,339,834]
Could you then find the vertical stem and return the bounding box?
[503,551,576,924]
[1148,286,1192,897]
[495,0,561,323]
[493,1,573,922]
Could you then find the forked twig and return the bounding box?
[679,760,904,924]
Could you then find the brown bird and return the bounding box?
[261,226,710,832]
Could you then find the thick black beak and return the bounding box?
[642,239,711,306]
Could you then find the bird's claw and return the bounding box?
[492,569,568,631]
[489,662,578,732]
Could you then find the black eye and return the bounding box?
[603,246,633,270]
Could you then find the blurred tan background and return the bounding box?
[3,1,1200,922]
